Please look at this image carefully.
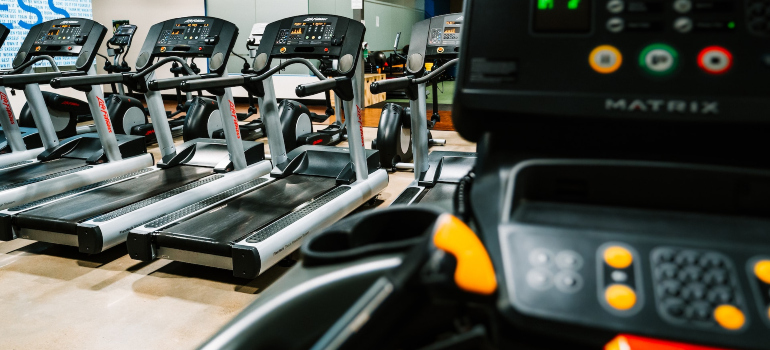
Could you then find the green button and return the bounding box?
[639,44,678,76]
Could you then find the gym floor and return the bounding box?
[0,102,475,350]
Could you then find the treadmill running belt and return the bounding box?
[415,182,458,212]
[0,158,85,187]
[15,166,213,235]
[155,175,337,257]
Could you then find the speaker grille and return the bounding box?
[13,51,26,68]
[407,53,423,73]
[75,51,89,68]
[210,52,224,71]
[255,53,268,71]
[136,51,150,69]
[339,54,354,73]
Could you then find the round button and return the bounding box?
[673,17,693,33]
[605,284,637,310]
[604,246,633,269]
[556,250,584,270]
[555,271,583,293]
[607,0,624,13]
[698,46,733,75]
[589,45,623,74]
[611,270,628,283]
[529,248,553,267]
[673,0,692,13]
[714,305,746,330]
[754,260,770,284]
[606,17,625,33]
[639,44,678,76]
[526,268,553,291]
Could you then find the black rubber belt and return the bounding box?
[245,186,351,244]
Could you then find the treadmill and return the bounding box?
[0,16,271,254]
[127,14,389,279]
[371,13,476,211]
[0,18,151,210]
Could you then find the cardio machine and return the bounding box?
[126,14,388,279]
[371,13,475,211]
[0,16,270,254]
[12,24,150,145]
[199,1,770,349]
[0,18,150,211]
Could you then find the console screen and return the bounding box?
[35,22,84,45]
[276,17,338,45]
[532,0,592,33]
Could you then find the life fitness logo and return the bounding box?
[356,105,364,145]
[97,97,113,133]
[229,100,241,139]
[1,92,14,125]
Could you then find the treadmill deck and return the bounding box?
[0,158,86,189]
[154,175,338,257]
[14,166,213,235]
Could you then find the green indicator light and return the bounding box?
[639,44,679,76]
[728,21,735,29]
[538,0,554,10]
[568,0,581,9]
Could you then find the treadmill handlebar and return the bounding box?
[50,73,125,89]
[296,77,339,97]
[180,75,244,92]
[149,75,203,91]
[370,58,459,93]
[2,70,86,87]
[369,77,411,94]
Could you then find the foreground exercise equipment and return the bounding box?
[0,18,151,211]
[371,13,475,211]
[0,16,270,254]
[200,0,770,349]
[127,14,388,279]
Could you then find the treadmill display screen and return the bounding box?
[278,17,338,45]
[157,18,214,46]
[532,0,592,33]
[35,22,84,45]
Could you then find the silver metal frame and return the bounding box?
[343,55,369,181]
[22,66,59,151]
[258,76,288,165]
[143,70,178,159]
[213,72,247,170]
[0,86,26,152]
[83,65,122,162]
[410,82,429,178]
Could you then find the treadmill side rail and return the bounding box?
[0,154,153,210]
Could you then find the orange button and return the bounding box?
[714,305,745,330]
[754,260,770,284]
[605,284,637,310]
[589,45,623,74]
[604,246,633,269]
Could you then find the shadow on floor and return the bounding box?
[1,242,129,281]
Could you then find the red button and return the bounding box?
[67,46,72,50]
[199,47,203,51]
[324,47,329,52]
[698,46,732,75]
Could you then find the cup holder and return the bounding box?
[302,206,446,267]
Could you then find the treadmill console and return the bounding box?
[253,15,365,77]
[135,17,238,75]
[12,18,106,71]
[406,13,464,75]
[454,0,770,128]
[109,24,137,47]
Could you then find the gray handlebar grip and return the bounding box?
[296,78,338,97]
[370,77,410,94]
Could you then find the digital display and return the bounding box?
[444,27,459,33]
[312,22,330,26]
[446,21,461,25]
[171,29,184,35]
[47,29,60,36]
[53,24,79,28]
[175,23,209,27]
[291,27,304,35]
[532,0,592,33]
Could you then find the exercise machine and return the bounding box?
[0,16,270,254]
[127,14,388,279]
[199,1,770,349]
[0,18,150,210]
[371,13,475,211]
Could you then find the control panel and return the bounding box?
[135,17,238,74]
[454,0,770,127]
[109,24,137,47]
[12,18,106,70]
[252,15,365,77]
[493,161,770,349]
[406,13,463,74]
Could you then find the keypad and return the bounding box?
[651,247,748,330]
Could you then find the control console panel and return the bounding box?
[12,18,106,71]
[454,0,770,129]
[406,13,464,74]
[109,24,137,47]
[253,15,365,77]
[135,17,238,75]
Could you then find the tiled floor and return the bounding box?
[0,104,475,350]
